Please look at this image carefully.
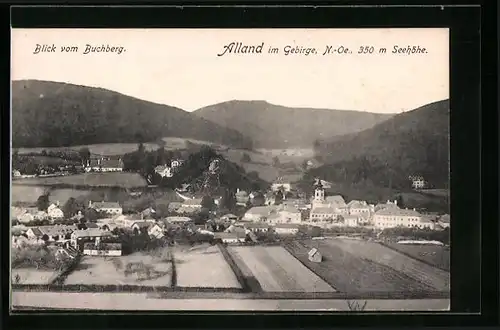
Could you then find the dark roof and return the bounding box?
[131,221,151,228]
[29,228,43,237]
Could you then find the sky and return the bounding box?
[11,28,449,113]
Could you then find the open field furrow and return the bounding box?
[325,239,449,291]
[285,240,434,293]
[254,247,303,292]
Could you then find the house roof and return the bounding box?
[278,205,302,214]
[34,225,77,237]
[131,221,151,228]
[91,201,121,209]
[375,208,421,217]
[214,232,246,239]
[244,222,270,229]
[28,227,43,237]
[84,222,99,229]
[182,198,203,206]
[325,195,346,206]
[11,207,26,219]
[88,158,123,168]
[165,216,192,223]
[274,223,300,229]
[72,229,113,238]
[347,200,369,209]
[222,213,238,219]
[83,242,122,250]
[245,206,278,217]
[439,214,450,223]
[310,207,337,214]
[154,165,171,172]
[235,190,248,196]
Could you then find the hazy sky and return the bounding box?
[11,28,449,113]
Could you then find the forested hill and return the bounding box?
[308,99,450,189]
[11,80,253,149]
[194,100,393,148]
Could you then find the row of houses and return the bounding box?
[12,202,65,224]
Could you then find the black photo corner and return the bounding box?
[2,2,498,329]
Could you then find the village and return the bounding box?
[11,154,450,259]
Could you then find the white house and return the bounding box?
[26,225,77,242]
[85,158,123,172]
[83,242,122,256]
[273,223,300,235]
[165,216,193,225]
[409,175,426,189]
[70,229,113,249]
[89,201,123,215]
[244,222,271,233]
[438,214,450,228]
[242,206,278,222]
[342,215,361,227]
[214,232,246,244]
[271,177,295,192]
[148,223,165,239]
[373,208,435,230]
[180,198,203,211]
[235,189,250,206]
[154,165,173,178]
[171,159,185,170]
[47,202,64,219]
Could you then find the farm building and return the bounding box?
[220,213,238,223]
[89,201,123,215]
[213,232,246,244]
[83,242,122,256]
[438,214,450,228]
[165,216,193,225]
[26,225,77,242]
[308,248,322,263]
[273,223,300,235]
[373,208,435,230]
[235,189,250,206]
[244,222,271,233]
[84,158,123,172]
[70,229,114,249]
[242,205,278,222]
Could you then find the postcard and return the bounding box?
[10,28,450,312]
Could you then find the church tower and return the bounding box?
[314,186,325,201]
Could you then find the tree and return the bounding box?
[36,194,50,211]
[396,195,405,208]
[201,195,215,211]
[84,208,99,222]
[275,190,284,205]
[78,147,91,163]
[241,153,251,163]
[272,156,280,167]
[63,197,83,218]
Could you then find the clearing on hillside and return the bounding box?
[12,172,148,188]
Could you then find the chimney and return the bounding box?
[88,200,92,208]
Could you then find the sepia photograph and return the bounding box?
[10,28,450,311]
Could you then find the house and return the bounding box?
[373,208,431,229]
[89,201,123,215]
[84,157,123,172]
[78,222,99,230]
[243,222,271,233]
[281,199,308,210]
[12,235,30,249]
[273,223,300,235]
[213,232,246,244]
[347,200,371,217]
[11,206,27,222]
[417,217,436,230]
[374,200,400,212]
[26,225,77,241]
[147,223,165,239]
[438,214,450,228]
[18,211,35,224]
[409,175,426,189]
[181,198,203,210]
[70,229,114,249]
[170,159,185,170]
[309,206,341,222]
[342,215,361,227]
[235,189,249,206]
[83,242,122,256]
[141,207,156,219]
[154,165,173,178]
[308,248,322,263]
[220,213,238,223]
[47,202,64,219]
[131,221,152,232]
[310,187,346,210]
[271,177,295,192]
[264,192,276,206]
[242,206,278,222]
[12,170,21,178]
[168,202,182,212]
[165,216,193,225]
[276,205,302,224]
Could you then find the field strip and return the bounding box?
[326,239,450,291]
[254,247,304,292]
[231,247,283,291]
[268,246,335,293]
[11,292,451,311]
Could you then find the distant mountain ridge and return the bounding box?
[308,99,450,189]
[11,80,253,149]
[193,100,393,149]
